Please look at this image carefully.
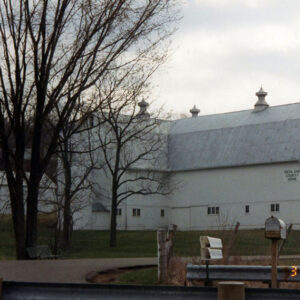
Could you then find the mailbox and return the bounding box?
[265,216,286,240]
[200,236,223,260]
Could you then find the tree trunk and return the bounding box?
[109,144,120,248]
[9,166,26,259]
[25,127,41,250]
[62,194,72,249]
[14,220,26,259]
[11,194,26,259]
[2,121,27,259]
[109,189,118,247]
[53,213,61,255]
[26,182,39,249]
[62,147,73,250]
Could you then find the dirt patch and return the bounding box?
[86,265,156,284]
[168,257,187,285]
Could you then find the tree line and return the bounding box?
[0,0,179,259]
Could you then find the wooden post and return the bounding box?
[157,229,168,284]
[218,281,245,300]
[166,224,177,264]
[271,239,278,288]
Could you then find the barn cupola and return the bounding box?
[137,99,150,118]
[190,105,200,117]
[253,86,269,112]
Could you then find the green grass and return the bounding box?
[174,229,300,257]
[66,230,157,258]
[0,214,56,260]
[1,215,300,260]
[115,267,158,285]
[174,229,269,257]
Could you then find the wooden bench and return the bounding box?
[27,245,60,259]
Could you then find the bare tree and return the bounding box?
[0,0,179,259]
[38,105,101,252]
[95,87,172,247]
[57,120,97,249]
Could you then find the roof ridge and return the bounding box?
[170,118,300,136]
[174,101,300,120]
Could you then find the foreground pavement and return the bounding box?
[1,255,298,284]
[0,257,157,283]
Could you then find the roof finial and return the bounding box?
[137,99,150,118]
[253,86,269,112]
[190,105,200,117]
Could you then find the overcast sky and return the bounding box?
[153,0,300,117]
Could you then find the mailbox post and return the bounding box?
[265,216,286,288]
[200,236,223,286]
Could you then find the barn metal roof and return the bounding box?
[168,103,300,171]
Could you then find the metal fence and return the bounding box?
[3,281,300,300]
[2,281,216,300]
[187,264,300,282]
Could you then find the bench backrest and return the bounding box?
[27,245,52,259]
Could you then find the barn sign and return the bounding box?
[283,169,300,182]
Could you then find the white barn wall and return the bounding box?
[91,212,110,230]
[125,197,169,230]
[171,207,190,230]
[90,193,169,230]
[170,162,300,230]
[0,172,56,215]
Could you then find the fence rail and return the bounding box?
[187,264,300,282]
[2,281,300,299]
[2,281,216,300]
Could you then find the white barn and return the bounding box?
[74,88,300,230]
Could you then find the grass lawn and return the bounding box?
[66,230,158,259]
[115,267,158,285]
[1,215,300,260]
[62,228,300,259]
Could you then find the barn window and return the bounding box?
[117,208,122,216]
[161,209,165,217]
[271,203,280,212]
[207,206,219,215]
[132,208,141,217]
[245,205,249,214]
